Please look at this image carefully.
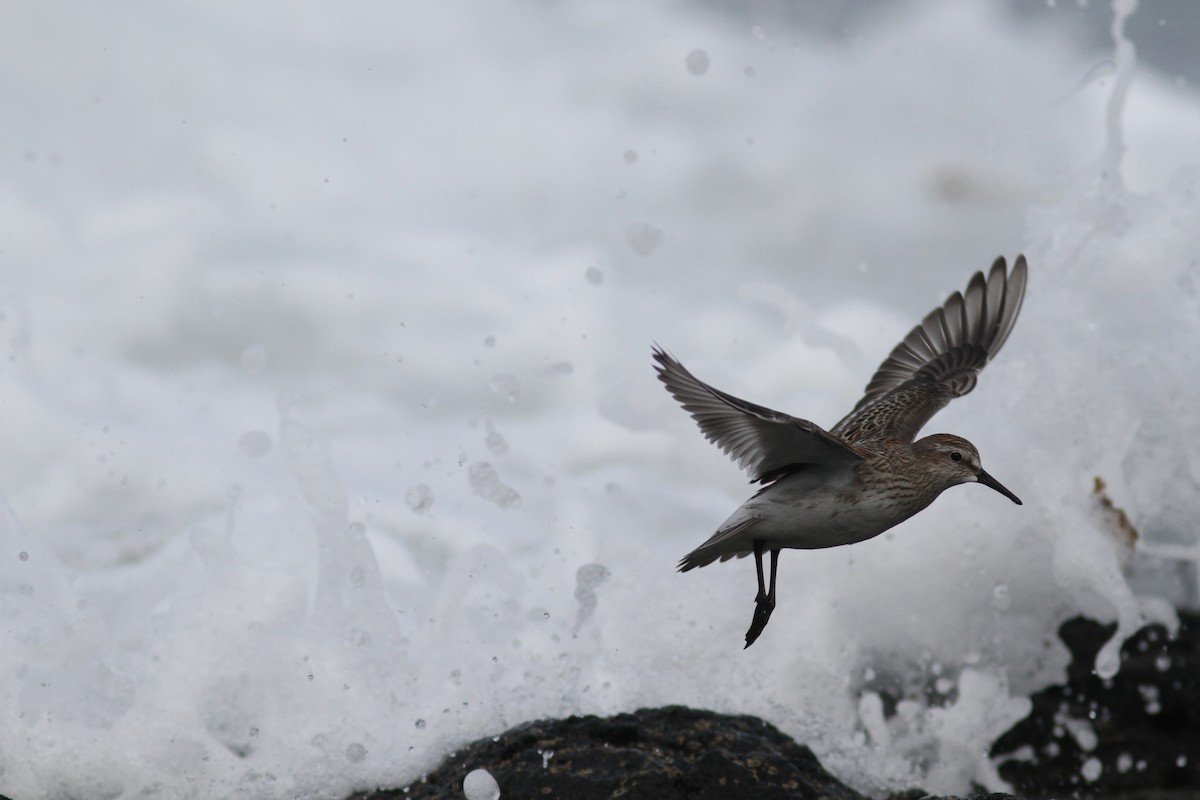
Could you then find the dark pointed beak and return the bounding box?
[976,468,1022,505]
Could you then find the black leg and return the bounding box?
[744,541,777,648]
[768,548,779,607]
[753,540,767,603]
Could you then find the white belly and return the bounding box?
[678,464,939,570]
[755,472,905,547]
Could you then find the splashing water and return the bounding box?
[0,2,1197,798]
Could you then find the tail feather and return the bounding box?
[677,516,759,572]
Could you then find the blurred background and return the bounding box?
[2,2,1199,798]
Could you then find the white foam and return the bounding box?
[1,2,1197,798]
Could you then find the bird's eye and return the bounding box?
[950,451,963,462]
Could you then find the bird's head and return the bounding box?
[913,433,1022,505]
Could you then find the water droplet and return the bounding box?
[238,431,272,458]
[18,551,28,562]
[346,743,367,763]
[468,462,521,508]
[573,563,611,633]
[414,718,427,730]
[462,768,500,800]
[405,484,434,513]
[685,48,710,76]
[624,223,664,256]
[484,335,496,348]
[240,344,269,374]
[1138,684,1161,714]
[586,266,605,284]
[576,563,611,593]
[484,421,508,455]
[1081,756,1102,782]
[622,150,638,165]
[487,373,519,402]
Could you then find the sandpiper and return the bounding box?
[655,255,1027,647]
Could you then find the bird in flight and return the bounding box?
[654,255,1027,647]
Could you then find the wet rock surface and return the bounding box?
[353,611,1198,800]
[992,611,1199,799]
[361,705,874,800]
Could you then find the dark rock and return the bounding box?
[350,611,1200,800]
[358,705,876,800]
[992,611,1200,799]
[354,705,1022,800]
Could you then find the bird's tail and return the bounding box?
[676,516,759,572]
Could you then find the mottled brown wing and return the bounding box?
[831,255,1027,444]
[653,347,863,483]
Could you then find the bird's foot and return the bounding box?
[744,596,776,649]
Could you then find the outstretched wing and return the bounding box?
[653,346,863,483]
[831,254,1028,444]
